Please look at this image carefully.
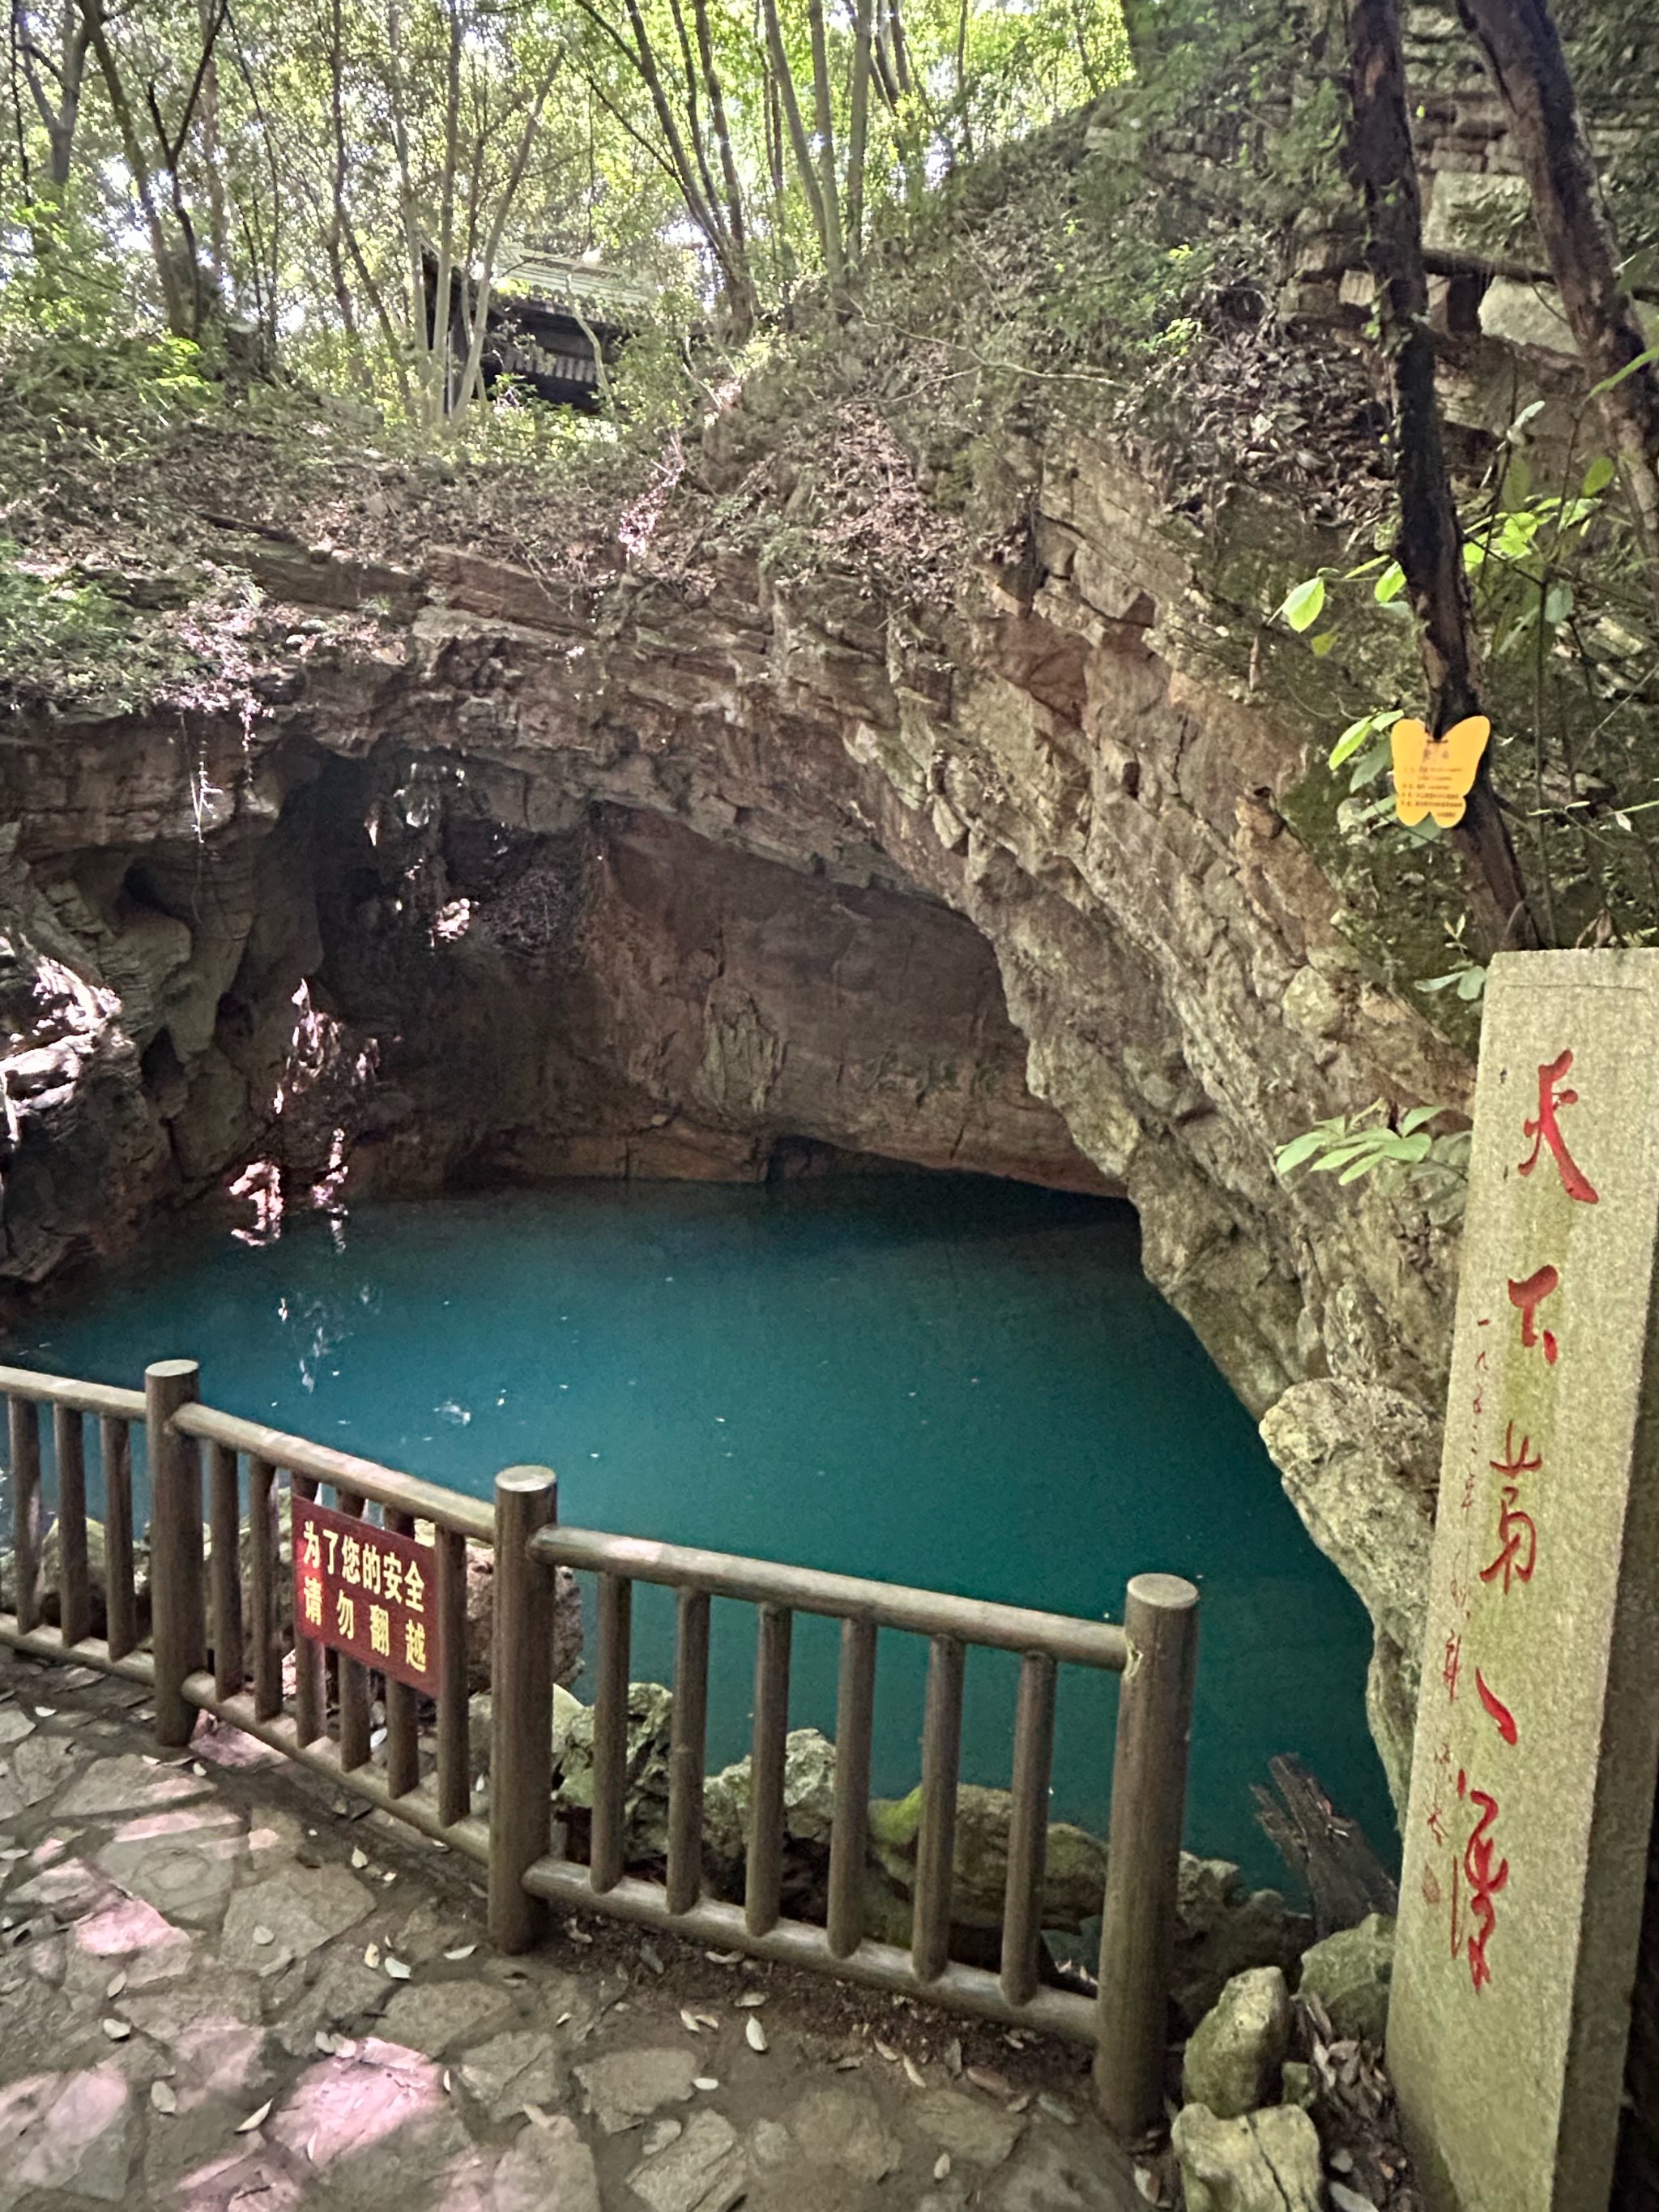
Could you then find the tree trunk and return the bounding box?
[846,0,873,262]
[1346,0,1540,951]
[1454,0,1659,590]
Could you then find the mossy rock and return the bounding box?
[868,1782,1107,1931]
[554,1681,674,1860]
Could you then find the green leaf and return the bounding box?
[1350,737,1392,790]
[1282,575,1327,633]
[1456,967,1487,1001]
[1372,562,1406,605]
[1329,715,1376,771]
[1545,580,1575,627]
[1589,344,1659,399]
[1507,398,1547,439]
[1584,455,1618,497]
[1273,1129,1329,1175]
[1309,630,1337,657]
[1398,1105,1438,1135]
[1463,540,1487,572]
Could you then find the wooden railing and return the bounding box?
[0,1358,1198,2139]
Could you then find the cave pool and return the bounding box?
[7,1172,1396,1894]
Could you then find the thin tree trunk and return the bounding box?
[953,0,970,157]
[760,0,836,278]
[846,0,873,262]
[804,0,843,281]
[1346,0,1540,951]
[1454,0,1659,592]
[451,56,561,423]
[79,0,188,331]
[690,0,753,332]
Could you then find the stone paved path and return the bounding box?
[0,1652,1150,2211]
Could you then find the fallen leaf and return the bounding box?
[385,1956,412,1979]
[555,2012,573,2027]
[736,1992,766,2009]
[565,1924,593,1945]
[680,2008,704,2035]
[874,2039,898,2063]
[1133,2167,1160,2205]
[934,2154,951,2181]
[363,1943,381,1968]
[252,1926,275,1946]
[745,2016,768,2053]
[237,2099,274,2135]
[692,2077,719,2092]
[638,1943,664,1975]
[967,2066,1011,2098]
[382,1872,396,1885]
[834,2056,862,2071]
[314,2032,338,2054]
[944,2038,962,2077]
[150,2082,177,2116]
[1008,2091,1034,2114]
[1329,2188,1375,2212]
[351,1849,369,1869]
[105,1971,126,1998]
[0,1849,27,1863]
[444,1944,477,1961]
[100,2019,130,2041]
[902,2054,925,2089]
[1037,2093,1076,2126]
[704,1949,740,1964]
[522,2103,553,2129]
[442,2069,452,2094]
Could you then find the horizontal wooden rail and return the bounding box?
[173,1404,493,1541]
[0,1363,145,1420]
[531,1527,1130,1670]
[521,1857,1099,2042]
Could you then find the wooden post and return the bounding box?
[827,1616,876,1958]
[666,1587,710,1915]
[591,1572,633,1894]
[291,1472,326,1745]
[101,1416,136,1661]
[147,1360,203,1748]
[208,1441,243,1701]
[248,1455,281,1721]
[53,1406,89,1649]
[435,1529,470,1826]
[913,1633,966,1983]
[487,1466,558,1954]
[335,1489,373,1772]
[8,1398,41,1633]
[383,1507,420,1798]
[746,1603,792,1938]
[1001,1650,1058,2007]
[1094,1572,1199,2140]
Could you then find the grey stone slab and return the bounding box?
[910,2083,1026,2166]
[266,2035,472,2210]
[784,2082,903,2181]
[4,1732,85,1807]
[444,2117,603,2212]
[0,1713,34,1753]
[981,2131,1145,2212]
[62,1894,195,1993]
[574,2045,697,2134]
[626,2107,747,2212]
[457,2028,566,2122]
[1391,950,1659,2212]
[742,2167,876,2212]
[95,1804,245,1928]
[376,1975,515,2056]
[57,1753,215,1818]
[0,2064,132,2207]
[219,1861,373,1973]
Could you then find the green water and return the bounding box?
[7,1175,1395,1889]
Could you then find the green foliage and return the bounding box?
[0,540,133,694]
[1274,1103,1470,1189]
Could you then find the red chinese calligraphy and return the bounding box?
[1456,1770,1510,1992]
[1443,1632,1462,1702]
[1475,1668,1519,1745]
[1519,1049,1599,1203]
[1482,1492,1538,1594]
[1507,1264,1561,1364]
[1480,1423,1542,1595]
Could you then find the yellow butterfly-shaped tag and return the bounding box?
[1391,715,1491,827]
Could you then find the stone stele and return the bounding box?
[1389,949,1659,2211]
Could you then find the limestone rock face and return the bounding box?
[555,1681,675,1859]
[1171,2103,1325,2212]
[1296,1911,1396,2047]
[1181,1966,1293,2120]
[868,1781,1107,1932]
[1173,1855,1314,2030]
[1260,1379,1441,1810]
[702,1728,838,1869]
